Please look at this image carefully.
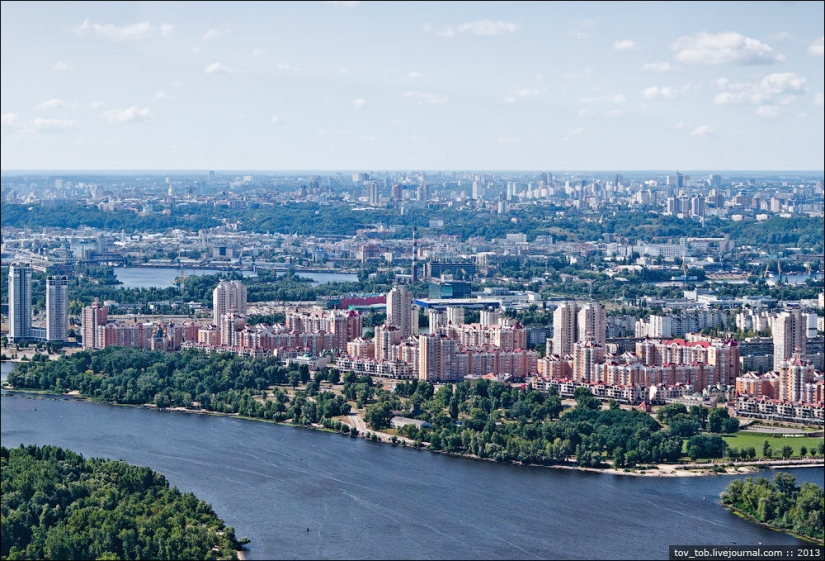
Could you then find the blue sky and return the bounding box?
[1,1,823,171]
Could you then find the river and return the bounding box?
[1,362,820,560]
[113,266,357,289]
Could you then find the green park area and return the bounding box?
[720,431,824,459]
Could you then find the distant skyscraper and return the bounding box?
[773,310,806,371]
[8,264,32,343]
[213,280,247,326]
[368,181,380,206]
[46,275,69,342]
[552,301,578,356]
[577,302,606,347]
[472,180,482,200]
[387,285,415,338]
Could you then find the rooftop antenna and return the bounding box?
[411,226,418,283]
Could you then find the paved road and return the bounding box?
[346,411,415,445]
[348,411,368,434]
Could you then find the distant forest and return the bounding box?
[3,202,823,250]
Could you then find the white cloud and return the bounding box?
[202,28,226,41]
[354,98,368,109]
[52,61,74,71]
[713,73,805,105]
[577,19,598,29]
[568,30,590,40]
[578,109,596,118]
[642,61,679,72]
[159,23,175,37]
[276,63,292,70]
[407,71,422,79]
[503,88,539,103]
[613,39,640,52]
[580,93,626,103]
[2,114,77,134]
[567,127,586,136]
[324,1,361,6]
[271,115,281,124]
[689,125,713,137]
[402,91,449,105]
[30,118,77,133]
[76,18,155,42]
[809,36,824,58]
[90,101,105,109]
[252,48,264,57]
[642,86,678,100]
[424,20,517,38]
[35,99,65,111]
[153,90,176,101]
[815,93,824,106]
[671,31,785,65]
[498,133,520,144]
[603,109,624,119]
[561,67,593,80]
[672,121,686,130]
[204,62,241,74]
[101,106,152,124]
[1,113,21,130]
[755,105,780,118]
[338,67,349,73]
[457,20,517,36]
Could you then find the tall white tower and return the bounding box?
[577,301,606,347]
[213,280,247,326]
[773,310,806,371]
[46,275,69,342]
[552,301,578,357]
[8,264,32,343]
[387,285,415,338]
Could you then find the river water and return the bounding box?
[113,267,357,289]
[1,362,820,560]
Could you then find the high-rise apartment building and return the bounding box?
[8,264,32,343]
[773,310,806,371]
[778,350,815,402]
[82,301,108,350]
[552,301,578,356]
[213,280,247,326]
[573,338,605,383]
[46,275,69,342]
[419,333,456,382]
[367,181,380,206]
[577,302,606,347]
[387,285,415,338]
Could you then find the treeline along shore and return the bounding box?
[3,348,824,475]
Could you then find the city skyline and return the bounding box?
[1,1,823,171]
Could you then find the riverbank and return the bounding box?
[724,504,825,545]
[4,387,823,478]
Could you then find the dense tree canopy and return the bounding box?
[1,444,243,560]
[721,473,824,542]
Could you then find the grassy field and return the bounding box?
[721,432,824,459]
